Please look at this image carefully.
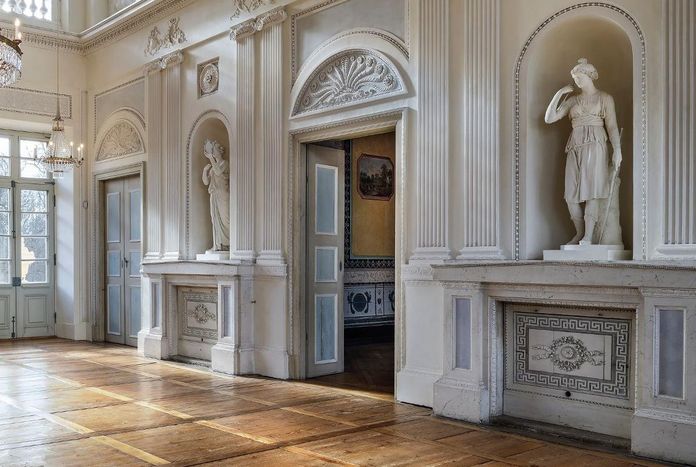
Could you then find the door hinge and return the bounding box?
[54,312,57,323]
[54,253,57,266]
[53,195,56,207]
[11,277,21,287]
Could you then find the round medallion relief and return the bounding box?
[199,63,219,95]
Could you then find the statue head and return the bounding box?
[571,58,598,88]
[203,139,225,162]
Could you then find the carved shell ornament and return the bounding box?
[98,121,143,160]
[293,50,404,116]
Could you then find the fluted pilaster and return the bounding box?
[411,0,451,262]
[257,11,285,264]
[144,63,162,260]
[663,0,696,250]
[457,0,502,259]
[231,31,256,261]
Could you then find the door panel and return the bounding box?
[104,175,141,346]
[306,144,344,377]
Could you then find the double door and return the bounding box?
[0,181,55,339]
[104,176,141,346]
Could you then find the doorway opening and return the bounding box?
[102,174,142,347]
[304,131,396,397]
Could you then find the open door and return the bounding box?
[306,144,344,377]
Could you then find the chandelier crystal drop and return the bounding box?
[0,18,22,87]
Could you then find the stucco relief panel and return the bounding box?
[97,120,144,161]
[292,49,405,117]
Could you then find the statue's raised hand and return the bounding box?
[558,84,574,95]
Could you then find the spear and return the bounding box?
[598,128,623,244]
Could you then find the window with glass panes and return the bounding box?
[0,131,52,286]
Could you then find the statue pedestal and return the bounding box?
[543,244,631,261]
[196,250,229,261]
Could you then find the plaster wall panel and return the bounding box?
[293,0,406,80]
[253,275,290,379]
[396,280,444,406]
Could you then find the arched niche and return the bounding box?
[95,108,146,162]
[185,111,232,259]
[517,7,643,260]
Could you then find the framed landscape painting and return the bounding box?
[357,154,394,201]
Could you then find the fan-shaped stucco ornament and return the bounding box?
[97,120,144,161]
[292,49,405,117]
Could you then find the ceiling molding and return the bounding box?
[0,0,195,55]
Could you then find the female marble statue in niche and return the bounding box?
[202,139,230,251]
[544,58,623,246]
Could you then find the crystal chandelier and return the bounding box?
[34,38,83,177]
[0,19,22,87]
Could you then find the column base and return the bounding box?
[410,247,452,263]
[433,376,489,423]
[139,329,169,360]
[457,246,505,260]
[256,250,285,265]
[632,409,696,464]
[230,250,256,263]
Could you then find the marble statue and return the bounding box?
[544,58,623,246]
[202,139,230,252]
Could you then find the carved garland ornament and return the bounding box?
[531,335,605,372]
[189,303,216,324]
[97,121,143,160]
[292,50,404,117]
[231,0,275,18]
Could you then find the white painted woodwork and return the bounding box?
[457,0,502,259]
[306,144,344,378]
[662,0,696,253]
[163,57,182,260]
[104,175,141,347]
[412,0,450,262]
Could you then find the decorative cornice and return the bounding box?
[229,19,257,41]
[0,0,196,54]
[143,50,184,74]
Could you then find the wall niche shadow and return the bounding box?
[521,15,633,259]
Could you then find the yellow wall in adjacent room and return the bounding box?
[351,132,395,258]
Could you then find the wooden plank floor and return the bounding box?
[0,338,665,466]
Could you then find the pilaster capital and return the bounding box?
[143,50,184,74]
[230,18,257,42]
[255,7,287,31]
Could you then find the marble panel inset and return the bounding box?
[179,288,218,340]
[509,311,630,399]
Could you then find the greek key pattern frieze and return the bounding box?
[511,312,630,399]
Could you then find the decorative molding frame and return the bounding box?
[513,2,647,260]
[0,86,71,119]
[93,77,145,143]
[291,48,406,118]
[197,58,219,98]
